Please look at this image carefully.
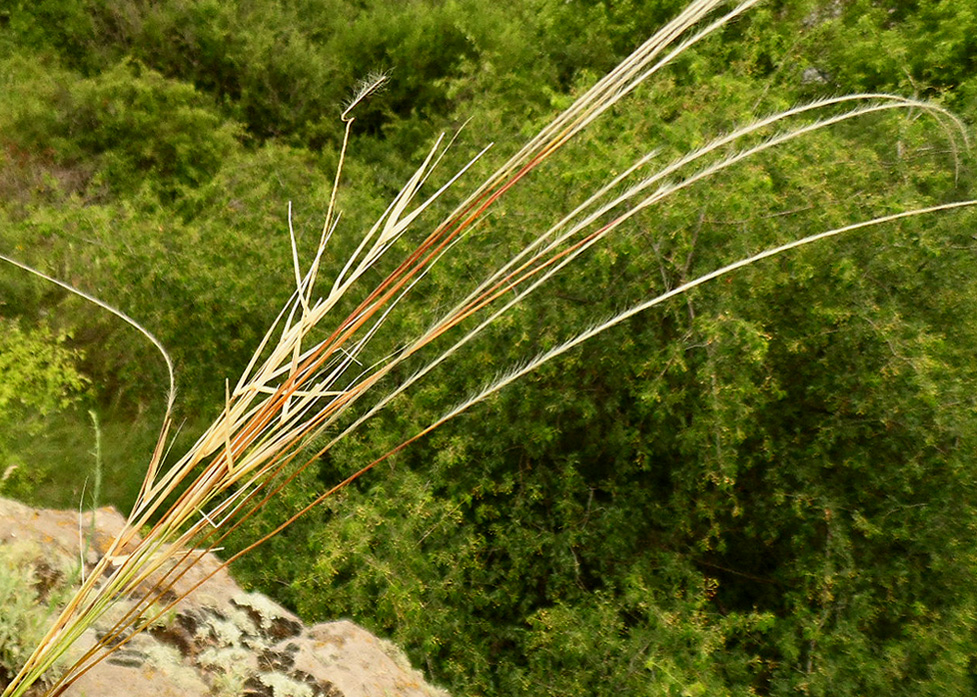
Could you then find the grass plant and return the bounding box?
[1,1,975,695]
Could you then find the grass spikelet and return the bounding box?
[342,70,390,121]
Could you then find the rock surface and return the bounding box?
[0,497,450,697]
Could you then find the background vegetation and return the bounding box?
[2,1,977,695]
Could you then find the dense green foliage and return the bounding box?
[0,321,88,498]
[2,1,977,695]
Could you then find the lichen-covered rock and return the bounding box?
[280,621,451,697]
[66,633,211,697]
[0,498,451,697]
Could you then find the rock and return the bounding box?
[0,497,451,697]
[67,633,211,697]
[800,66,829,85]
[281,621,447,697]
[802,0,843,29]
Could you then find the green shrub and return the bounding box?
[0,320,88,498]
[0,542,72,689]
[1,55,239,201]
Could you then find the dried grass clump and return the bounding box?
[1,1,975,695]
